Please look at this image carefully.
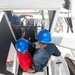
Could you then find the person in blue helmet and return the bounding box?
[11,15,25,40]
[32,29,61,72]
[16,38,35,73]
[11,15,37,43]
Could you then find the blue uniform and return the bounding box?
[12,27,22,40]
[33,43,61,71]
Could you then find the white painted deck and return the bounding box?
[22,72,44,75]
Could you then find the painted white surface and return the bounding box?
[71,0,75,19]
[7,42,18,74]
[7,42,16,61]
[71,0,75,33]
[52,33,75,50]
[22,72,44,75]
[51,56,70,75]
[0,12,4,22]
[0,0,63,10]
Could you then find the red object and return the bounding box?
[17,50,33,72]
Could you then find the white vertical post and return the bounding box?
[71,0,75,33]
[12,52,19,75]
[48,60,52,75]
[51,10,60,34]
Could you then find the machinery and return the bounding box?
[0,0,75,75]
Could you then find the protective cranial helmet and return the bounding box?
[11,15,21,25]
[16,38,29,53]
[37,29,51,44]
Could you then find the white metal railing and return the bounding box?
[49,56,70,75]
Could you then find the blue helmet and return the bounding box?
[37,29,51,44]
[16,38,29,53]
[11,15,21,25]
